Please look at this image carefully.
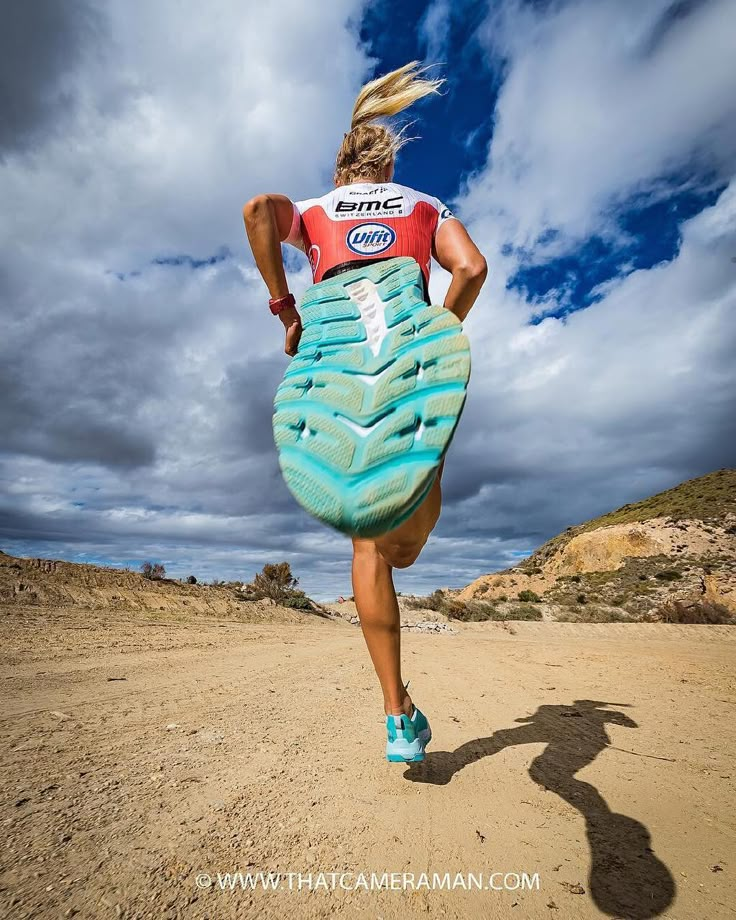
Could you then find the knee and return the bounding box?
[378,540,423,569]
[351,537,386,568]
[352,535,421,570]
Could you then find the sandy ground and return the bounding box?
[1,607,735,920]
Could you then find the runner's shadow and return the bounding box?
[404,700,675,919]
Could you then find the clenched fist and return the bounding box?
[280,305,302,357]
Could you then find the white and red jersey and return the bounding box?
[284,182,457,286]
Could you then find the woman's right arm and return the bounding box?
[433,221,488,322]
[243,193,303,356]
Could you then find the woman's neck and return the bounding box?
[336,177,390,188]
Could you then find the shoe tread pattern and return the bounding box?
[272,257,470,536]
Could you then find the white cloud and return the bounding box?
[438,0,736,561]
[465,0,736,259]
[419,0,452,63]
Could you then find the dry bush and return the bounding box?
[556,606,631,623]
[242,562,314,610]
[404,589,449,612]
[518,589,541,602]
[450,601,543,622]
[141,561,165,580]
[657,599,735,625]
[506,603,543,621]
[449,599,498,622]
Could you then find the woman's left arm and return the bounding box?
[243,193,302,356]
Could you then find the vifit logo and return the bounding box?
[346,223,396,256]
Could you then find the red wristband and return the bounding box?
[269,293,296,315]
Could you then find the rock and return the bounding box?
[702,573,736,613]
[401,621,457,634]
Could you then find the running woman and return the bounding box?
[243,62,487,763]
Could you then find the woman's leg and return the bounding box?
[351,538,411,717]
[374,460,444,569]
[350,461,445,716]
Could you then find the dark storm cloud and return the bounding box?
[0,256,166,468]
[0,0,105,155]
[643,0,714,56]
[218,355,287,457]
[0,505,93,545]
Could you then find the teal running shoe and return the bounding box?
[386,706,432,763]
[272,257,471,537]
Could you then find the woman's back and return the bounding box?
[285,181,456,289]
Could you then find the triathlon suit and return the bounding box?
[284,182,457,302]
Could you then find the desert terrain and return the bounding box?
[2,469,735,918]
[1,603,734,919]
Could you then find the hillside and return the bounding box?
[452,469,736,623]
[0,551,324,624]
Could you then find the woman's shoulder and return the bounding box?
[294,182,446,216]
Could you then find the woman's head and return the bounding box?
[334,61,443,187]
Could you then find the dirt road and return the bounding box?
[1,607,735,919]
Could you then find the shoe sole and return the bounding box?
[273,257,471,537]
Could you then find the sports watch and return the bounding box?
[269,293,296,316]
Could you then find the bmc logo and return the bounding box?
[346,223,396,256]
[336,196,403,214]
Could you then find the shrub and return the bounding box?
[447,600,543,622]
[518,589,541,602]
[250,562,299,602]
[242,562,313,611]
[187,575,197,585]
[658,599,735,625]
[576,593,587,605]
[508,604,543,621]
[445,599,470,620]
[571,575,582,583]
[141,561,165,580]
[282,591,314,611]
[406,589,449,613]
[448,600,496,622]
[498,594,508,602]
[655,569,682,581]
[557,606,630,624]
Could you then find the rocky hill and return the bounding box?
[0,551,325,623]
[452,469,736,623]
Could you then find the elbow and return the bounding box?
[456,256,488,283]
[242,194,269,225]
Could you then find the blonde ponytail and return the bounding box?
[334,61,443,186]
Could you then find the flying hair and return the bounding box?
[334,61,444,186]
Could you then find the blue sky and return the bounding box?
[360,0,496,202]
[1,0,735,599]
[363,0,727,322]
